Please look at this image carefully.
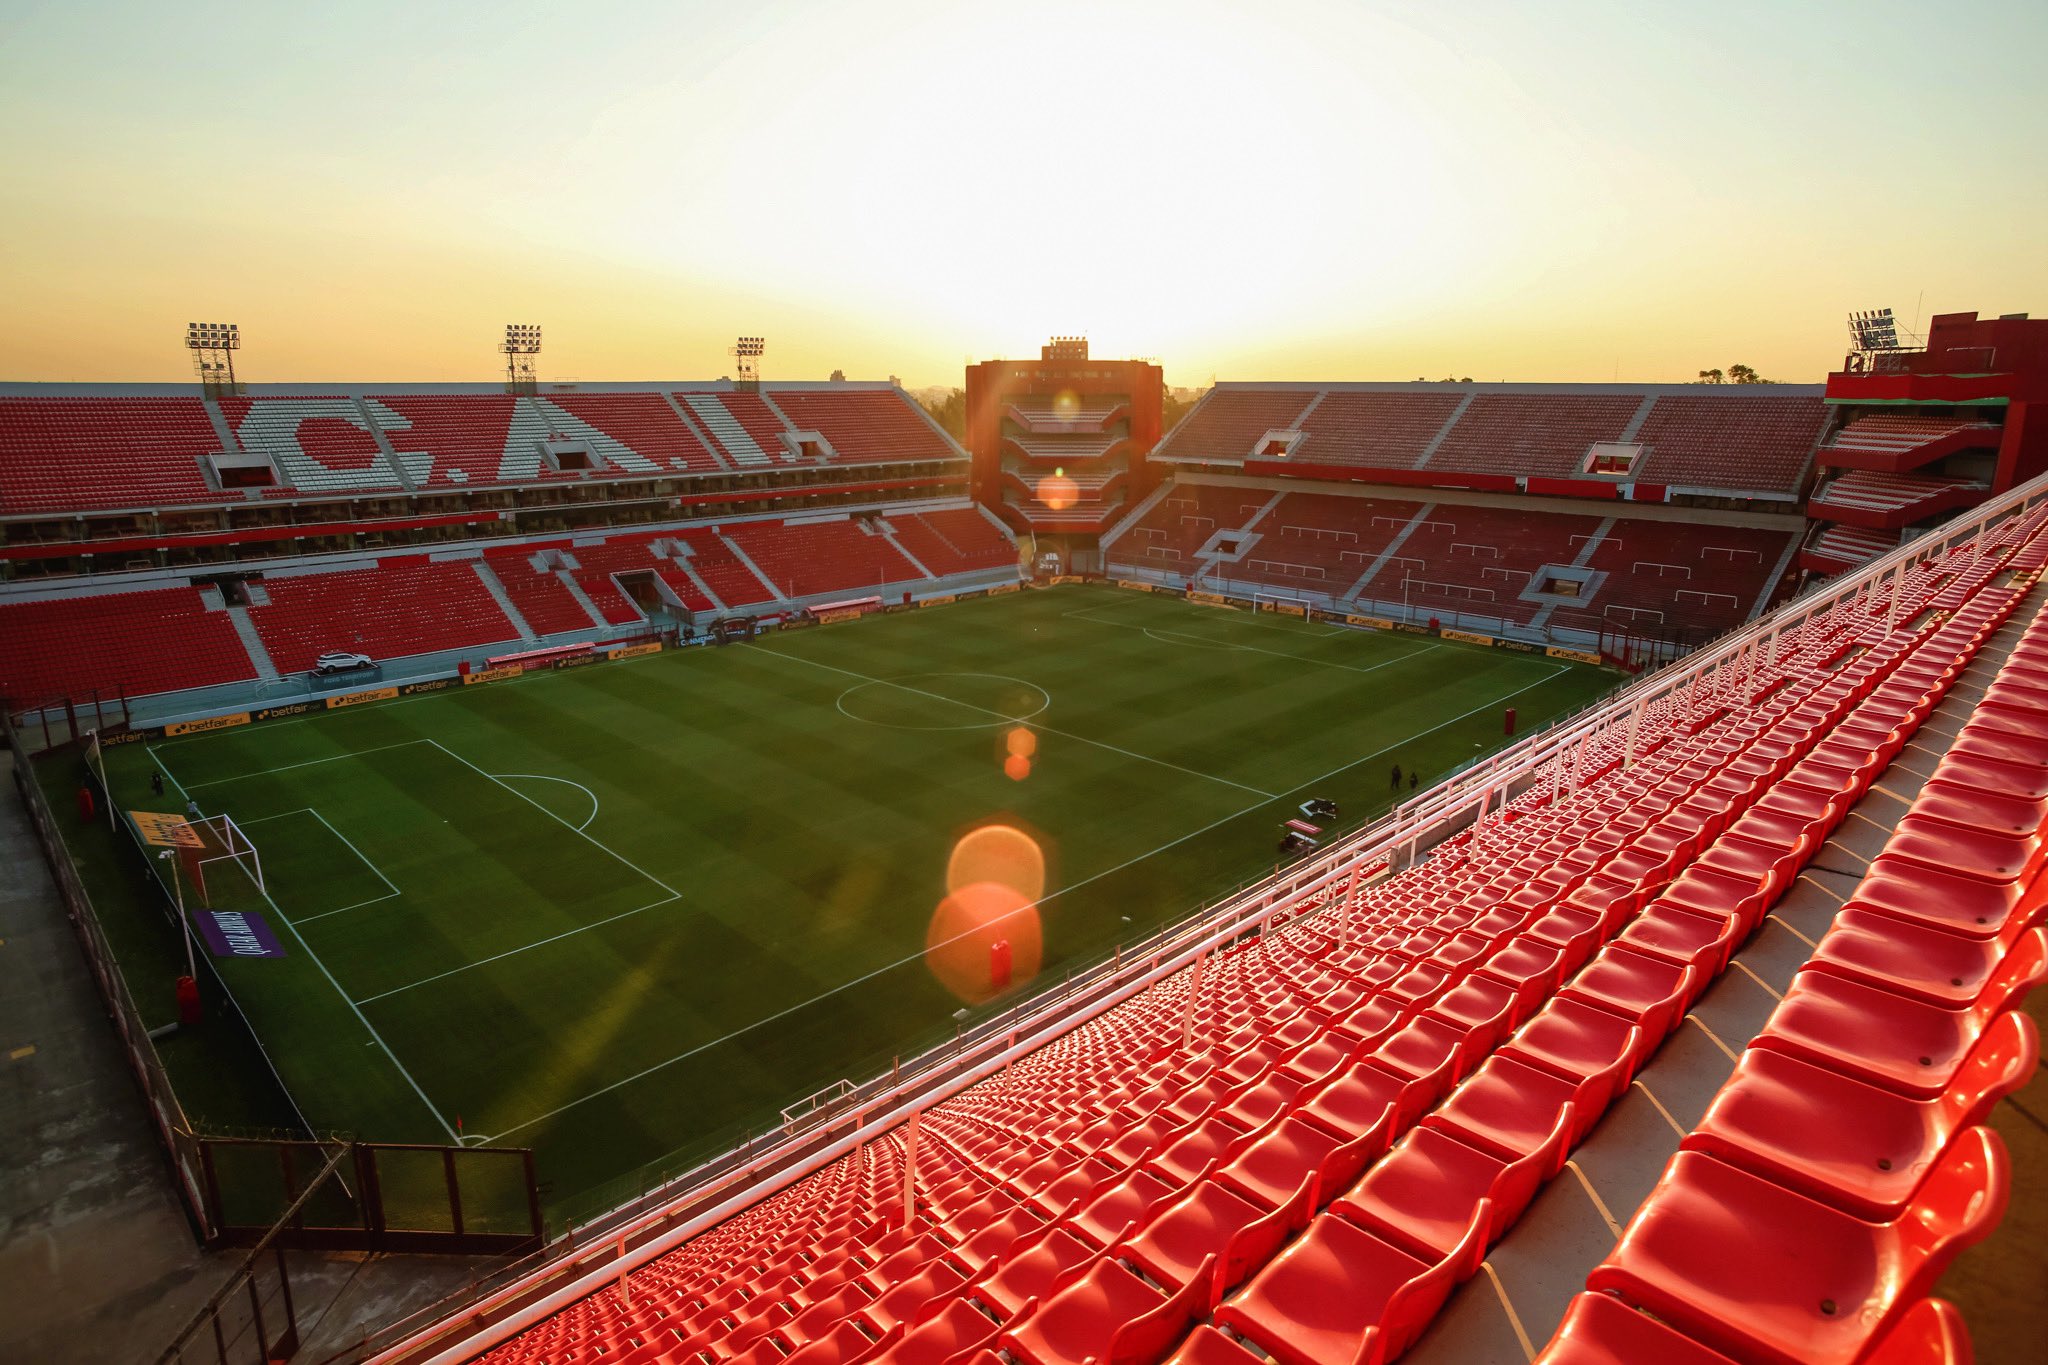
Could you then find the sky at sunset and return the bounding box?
[1,0,2043,390]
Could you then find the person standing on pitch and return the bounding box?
[1390,763,1403,790]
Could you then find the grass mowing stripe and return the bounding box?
[146,747,465,1145]
[744,641,1280,799]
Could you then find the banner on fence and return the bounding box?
[1494,638,1540,654]
[817,606,866,625]
[920,594,958,609]
[1187,591,1240,609]
[326,687,399,710]
[986,583,1022,596]
[1442,629,1495,647]
[605,642,662,661]
[131,811,204,848]
[1346,614,1396,630]
[1265,601,1310,618]
[463,665,524,687]
[1547,645,1605,665]
[400,677,456,696]
[164,712,251,737]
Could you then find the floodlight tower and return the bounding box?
[731,335,766,388]
[185,322,241,395]
[501,323,543,393]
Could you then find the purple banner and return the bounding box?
[195,909,288,960]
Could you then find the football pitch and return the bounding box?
[79,585,1614,1215]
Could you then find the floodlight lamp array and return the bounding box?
[185,322,241,349]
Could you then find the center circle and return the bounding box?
[836,672,1051,731]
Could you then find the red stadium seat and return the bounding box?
[1587,1131,2008,1365]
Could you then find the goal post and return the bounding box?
[189,812,266,903]
[1252,591,1316,620]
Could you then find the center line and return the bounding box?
[746,644,1278,798]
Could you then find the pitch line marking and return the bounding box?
[424,739,680,897]
[1062,606,1447,677]
[352,889,681,1006]
[496,772,603,831]
[237,806,403,923]
[144,749,463,1146]
[749,645,1277,799]
[483,663,1569,1143]
[836,673,1051,732]
[177,738,435,789]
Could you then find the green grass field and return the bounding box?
[77,584,1613,1217]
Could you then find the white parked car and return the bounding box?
[313,651,375,675]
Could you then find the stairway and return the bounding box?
[472,561,540,643]
[224,605,280,682]
[684,396,774,467]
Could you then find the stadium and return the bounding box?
[3,8,2046,1365]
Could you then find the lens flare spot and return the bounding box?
[947,823,1045,900]
[1037,472,1079,511]
[1003,753,1032,781]
[1052,389,1080,420]
[925,881,1043,1003]
[1006,726,1037,758]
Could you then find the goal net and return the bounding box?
[1253,592,1316,620]
[186,812,267,906]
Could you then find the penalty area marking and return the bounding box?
[495,772,602,831]
[143,749,464,1145]
[238,806,402,924]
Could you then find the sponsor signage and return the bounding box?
[1116,579,1155,593]
[1046,574,1085,586]
[1394,622,1431,634]
[400,677,456,696]
[817,606,866,625]
[164,712,251,737]
[195,909,287,960]
[1547,645,1605,665]
[554,652,599,670]
[986,583,1022,596]
[254,701,317,722]
[1347,614,1395,630]
[463,665,525,686]
[1442,628,1495,647]
[1268,602,1309,618]
[131,811,203,848]
[326,686,399,710]
[879,602,914,614]
[102,729,151,746]
[779,615,820,630]
[1187,591,1241,609]
[605,642,663,660]
[921,594,958,609]
[1494,638,1539,653]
